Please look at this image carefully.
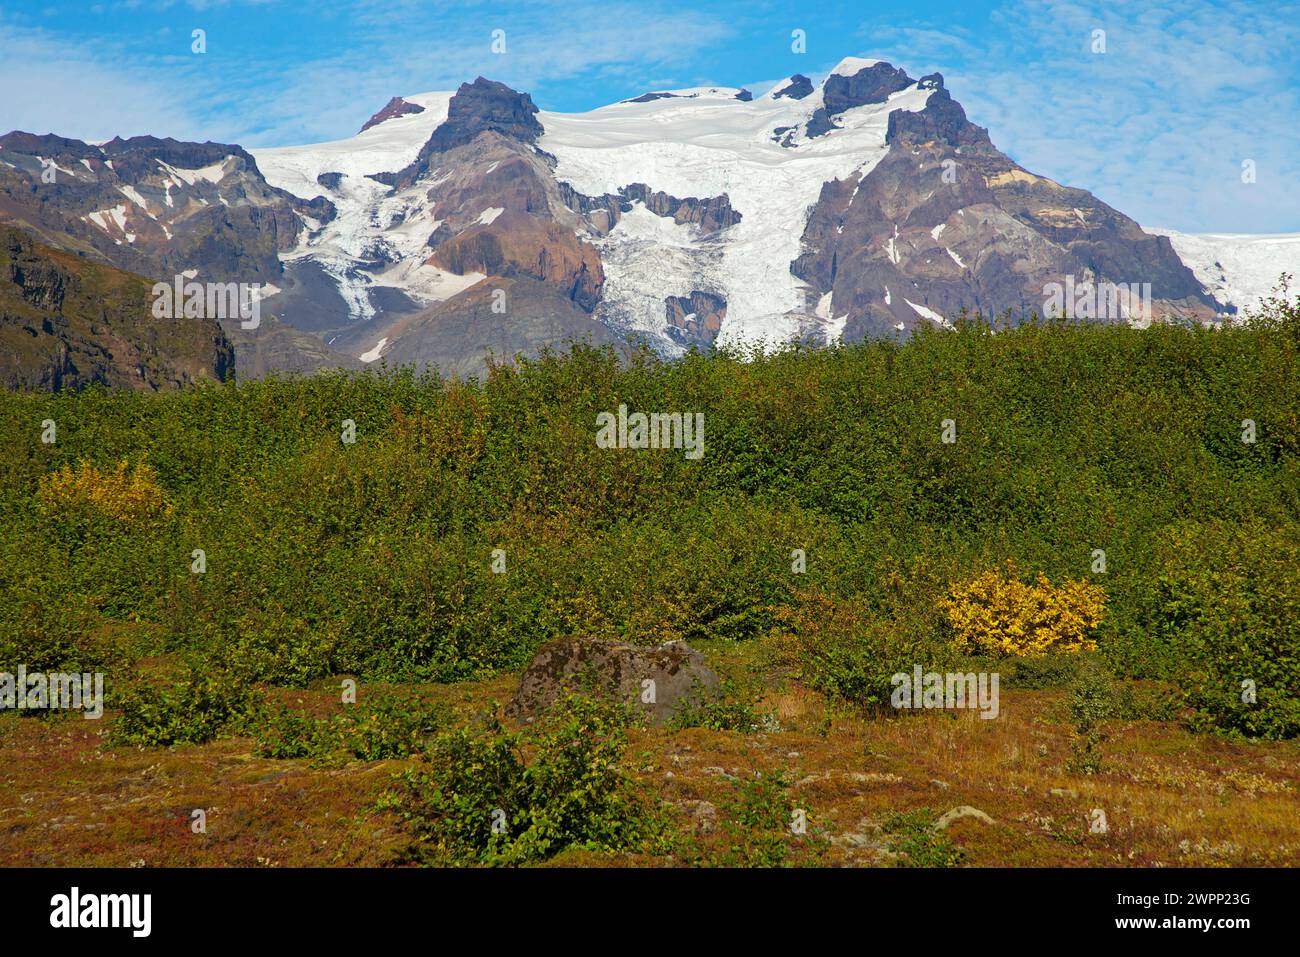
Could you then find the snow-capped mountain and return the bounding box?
[2,56,1294,380]
[535,59,938,351]
[247,57,1229,369]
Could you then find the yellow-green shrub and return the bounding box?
[38,458,171,523]
[941,568,1105,657]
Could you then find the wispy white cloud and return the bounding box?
[232,3,736,144]
[0,20,224,141]
[1,0,1294,233]
[1,1,735,147]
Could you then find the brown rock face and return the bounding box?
[793,66,1221,339]
[0,226,234,391]
[341,275,618,381]
[218,314,365,380]
[429,211,604,311]
[0,131,325,285]
[665,291,726,347]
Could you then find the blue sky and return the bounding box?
[1,0,1297,233]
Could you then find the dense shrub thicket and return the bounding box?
[2,304,1299,736]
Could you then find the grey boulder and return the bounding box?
[506,637,721,726]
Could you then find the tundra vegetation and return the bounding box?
[2,288,1299,866]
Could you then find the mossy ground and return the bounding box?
[2,636,1295,868]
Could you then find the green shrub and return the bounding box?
[0,591,107,675]
[254,705,334,760]
[1143,521,1300,738]
[112,666,258,747]
[381,694,659,865]
[1004,652,1090,689]
[205,611,343,688]
[671,677,771,733]
[775,588,953,709]
[382,717,527,865]
[714,772,796,867]
[1067,658,1120,774]
[254,689,449,761]
[340,689,448,761]
[883,808,964,867]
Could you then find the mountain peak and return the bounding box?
[359,96,426,134]
[829,56,887,78]
[428,77,540,150]
[769,75,814,100]
[805,59,915,138]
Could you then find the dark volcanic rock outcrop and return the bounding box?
[626,91,681,104]
[359,96,425,133]
[884,76,990,150]
[382,78,543,189]
[807,61,914,137]
[772,75,814,100]
[824,61,914,111]
[426,78,543,151]
[624,88,752,104]
[561,182,741,237]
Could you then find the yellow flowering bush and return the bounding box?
[38,459,172,523]
[941,568,1106,657]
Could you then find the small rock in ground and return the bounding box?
[678,799,718,835]
[934,805,995,830]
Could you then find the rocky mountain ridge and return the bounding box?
[1,55,1290,386]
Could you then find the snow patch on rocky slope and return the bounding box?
[1149,228,1300,317]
